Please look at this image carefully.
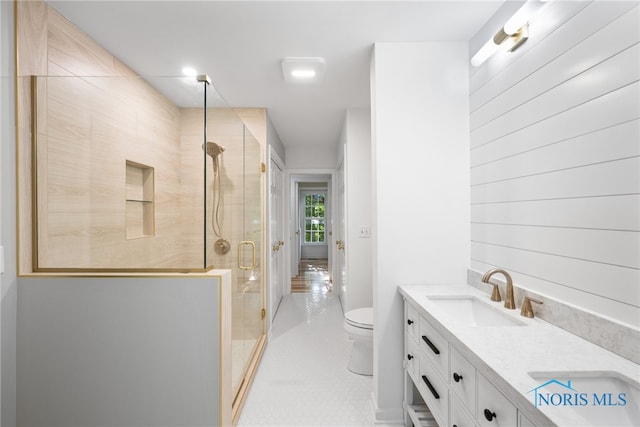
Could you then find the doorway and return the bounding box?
[287,172,334,295]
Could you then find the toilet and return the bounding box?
[343,307,374,376]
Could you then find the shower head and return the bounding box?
[204,141,225,158]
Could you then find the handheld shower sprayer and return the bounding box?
[203,141,225,237]
[204,141,225,158]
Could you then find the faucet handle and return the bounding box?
[520,296,543,318]
[488,282,502,302]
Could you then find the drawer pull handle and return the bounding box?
[407,319,414,325]
[453,372,463,382]
[421,375,440,399]
[407,354,413,360]
[484,409,497,422]
[421,335,440,355]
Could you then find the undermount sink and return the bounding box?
[527,371,640,426]
[426,295,525,327]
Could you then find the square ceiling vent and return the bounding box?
[282,57,325,84]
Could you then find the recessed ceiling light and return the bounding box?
[182,66,197,77]
[282,57,325,83]
[291,69,316,79]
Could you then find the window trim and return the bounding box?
[300,190,327,246]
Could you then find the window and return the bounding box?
[303,193,325,244]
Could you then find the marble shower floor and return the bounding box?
[236,291,374,426]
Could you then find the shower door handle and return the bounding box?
[238,240,257,270]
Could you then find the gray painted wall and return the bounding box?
[17,276,223,426]
[1,1,18,425]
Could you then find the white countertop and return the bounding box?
[399,283,640,426]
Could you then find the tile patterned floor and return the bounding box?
[237,291,374,426]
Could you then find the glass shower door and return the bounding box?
[200,105,265,412]
[232,125,265,419]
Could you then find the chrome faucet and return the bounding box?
[482,269,516,309]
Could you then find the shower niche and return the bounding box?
[125,161,155,239]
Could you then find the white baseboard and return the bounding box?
[369,392,404,426]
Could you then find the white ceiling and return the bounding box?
[48,1,504,149]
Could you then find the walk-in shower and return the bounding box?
[20,48,266,421]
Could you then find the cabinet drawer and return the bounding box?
[406,336,419,376]
[519,413,537,427]
[406,303,419,343]
[419,317,449,378]
[418,354,448,427]
[477,374,517,427]
[450,393,476,427]
[450,346,476,413]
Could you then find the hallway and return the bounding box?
[237,291,374,426]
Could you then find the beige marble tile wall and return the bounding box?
[17,1,268,273]
[17,0,191,270]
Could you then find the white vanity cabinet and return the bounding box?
[419,317,449,375]
[477,373,518,427]
[403,298,537,427]
[449,346,475,411]
[406,338,419,376]
[407,304,420,342]
[405,303,445,427]
[417,351,448,425]
[449,394,475,427]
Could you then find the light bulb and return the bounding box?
[182,66,197,77]
[291,69,316,79]
[471,38,499,67]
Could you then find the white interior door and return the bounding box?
[269,157,285,321]
[335,160,347,308]
[292,180,301,277]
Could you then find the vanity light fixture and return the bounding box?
[471,0,549,67]
[282,57,325,83]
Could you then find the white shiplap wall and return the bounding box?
[469,0,639,327]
